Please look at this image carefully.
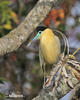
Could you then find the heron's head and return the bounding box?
[32,26,48,40]
[27,26,49,46]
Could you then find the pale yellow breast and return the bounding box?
[40,29,60,64]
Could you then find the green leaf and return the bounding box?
[57,24,65,31]
[0,77,8,84]
[0,93,6,99]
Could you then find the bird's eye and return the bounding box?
[38,31,42,34]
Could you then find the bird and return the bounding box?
[28,26,61,87]
[32,26,60,65]
[28,26,80,90]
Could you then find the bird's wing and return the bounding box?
[39,47,45,68]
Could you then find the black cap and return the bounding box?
[36,26,48,32]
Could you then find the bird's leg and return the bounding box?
[42,63,46,89]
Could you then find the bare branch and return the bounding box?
[0,0,60,56]
[32,54,80,100]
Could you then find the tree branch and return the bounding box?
[0,0,61,56]
[32,82,80,100]
[32,55,80,100]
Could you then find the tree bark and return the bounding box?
[0,0,62,56]
[32,58,80,100]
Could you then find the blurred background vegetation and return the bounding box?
[0,0,80,100]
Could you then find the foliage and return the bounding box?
[0,0,18,37]
[0,93,6,99]
[0,77,8,84]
